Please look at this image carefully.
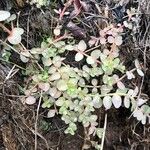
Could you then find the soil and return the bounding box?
[0,0,150,150]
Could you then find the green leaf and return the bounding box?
[90,115,98,122]
[91,50,101,59]
[38,82,50,92]
[55,97,65,106]
[47,109,56,118]
[100,85,112,95]
[8,28,24,44]
[65,122,77,135]
[65,45,74,51]
[20,55,29,63]
[124,96,130,108]
[114,35,123,46]
[86,56,95,65]
[75,52,84,61]
[141,105,150,115]
[102,75,115,86]
[53,41,65,48]
[137,69,144,77]
[41,41,48,49]
[49,72,61,81]
[103,96,112,110]
[42,99,54,108]
[42,48,57,58]
[0,10,10,21]
[49,87,57,97]
[56,80,68,91]
[112,95,122,108]
[92,94,102,108]
[2,50,11,61]
[78,40,87,51]
[96,128,104,139]
[131,99,136,111]
[141,115,146,124]
[25,96,36,105]
[133,109,144,121]
[116,88,128,94]
[59,106,68,115]
[48,66,57,74]
[42,57,52,66]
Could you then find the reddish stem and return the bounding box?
[53,33,69,43]
[59,0,73,20]
[0,23,11,35]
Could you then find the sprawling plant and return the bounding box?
[29,0,50,7]
[22,25,149,150]
[0,8,149,150]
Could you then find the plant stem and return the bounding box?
[59,0,73,20]
[85,44,101,53]
[35,91,42,150]
[0,23,11,35]
[100,113,107,150]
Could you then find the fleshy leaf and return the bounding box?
[47,109,56,118]
[114,36,123,46]
[55,97,64,106]
[90,115,98,122]
[54,27,60,36]
[124,96,130,108]
[126,71,135,80]
[141,105,150,115]
[78,40,87,51]
[100,37,106,44]
[96,128,104,139]
[8,28,24,44]
[103,96,112,110]
[53,91,62,99]
[132,86,138,97]
[48,66,57,74]
[0,10,11,21]
[91,50,101,59]
[7,14,16,22]
[65,45,74,51]
[86,56,95,64]
[107,36,114,43]
[8,34,22,45]
[75,52,84,61]
[56,80,68,91]
[25,96,36,105]
[137,98,147,106]
[49,72,61,81]
[133,109,144,121]
[141,115,146,124]
[135,59,141,68]
[49,87,57,97]
[13,28,24,35]
[92,95,102,109]
[101,85,112,95]
[20,55,29,63]
[91,79,98,86]
[38,83,50,92]
[112,95,122,108]
[137,69,144,77]
[88,38,96,47]
[42,58,52,66]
